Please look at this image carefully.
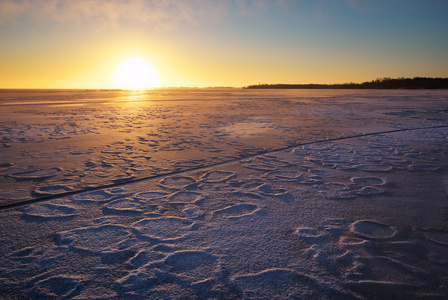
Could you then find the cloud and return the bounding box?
[0,1,163,26]
[0,0,272,29]
[2,0,445,28]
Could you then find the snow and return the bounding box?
[0,88,448,299]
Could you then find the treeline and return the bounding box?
[245,77,448,89]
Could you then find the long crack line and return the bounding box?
[1,124,447,211]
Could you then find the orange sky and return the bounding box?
[1,0,447,88]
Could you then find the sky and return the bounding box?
[0,0,447,88]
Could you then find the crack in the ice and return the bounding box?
[1,124,447,211]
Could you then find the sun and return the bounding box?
[111,57,161,89]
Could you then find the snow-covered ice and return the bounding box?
[0,88,448,299]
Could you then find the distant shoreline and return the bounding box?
[245,77,448,89]
[2,77,448,90]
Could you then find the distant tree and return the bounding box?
[245,77,448,89]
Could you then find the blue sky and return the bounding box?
[0,0,447,88]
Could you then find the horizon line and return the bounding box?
[1,76,448,91]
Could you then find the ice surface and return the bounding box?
[1,89,448,299]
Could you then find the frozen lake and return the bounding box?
[0,89,448,298]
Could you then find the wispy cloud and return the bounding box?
[0,0,272,29]
[3,0,444,30]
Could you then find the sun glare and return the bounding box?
[111,57,161,89]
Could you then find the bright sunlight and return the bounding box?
[111,57,161,89]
